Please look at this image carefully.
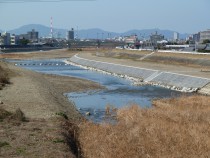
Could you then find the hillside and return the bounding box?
[0,24,189,39]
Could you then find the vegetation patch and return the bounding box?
[16,147,26,155]
[56,112,69,120]
[0,141,10,148]
[0,107,12,121]
[0,64,10,90]
[198,50,210,53]
[53,138,65,144]
[11,108,27,122]
[65,95,210,158]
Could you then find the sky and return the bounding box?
[0,0,210,34]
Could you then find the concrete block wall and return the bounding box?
[69,55,210,91]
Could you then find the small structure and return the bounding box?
[124,35,138,48]
[27,29,39,43]
[150,31,164,46]
[67,28,74,41]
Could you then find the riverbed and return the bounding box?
[11,59,183,122]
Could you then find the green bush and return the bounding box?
[56,112,68,120]
[0,141,10,148]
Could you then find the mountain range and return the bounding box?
[1,24,189,40]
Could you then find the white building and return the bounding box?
[200,29,210,43]
[10,34,19,45]
[124,35,138,44]
[173,32,179,41]
[0,32,11,45]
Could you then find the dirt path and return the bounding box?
[0,64,96,119]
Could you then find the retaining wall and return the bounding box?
[69,55,210,92]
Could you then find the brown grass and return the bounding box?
[0,65,10,89]
[104,49,210,68]
[113,49,152,55]
[0,107,75,157]
[65,95,210,158]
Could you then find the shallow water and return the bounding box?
[10,59,182,122]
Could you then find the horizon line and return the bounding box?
[0,24,192,34]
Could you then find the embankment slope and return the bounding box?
[0,61,101,157]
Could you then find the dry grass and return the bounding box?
[143,54,210,68]
[0,65,10,89]
[113,49,152,55]
[104,49,210,68]
[66,95,210,158]
[157,52,210,60]
[0,107,75,157]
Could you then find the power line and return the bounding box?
[0,0,96,3]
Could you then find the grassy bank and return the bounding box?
[65,95,210,157]
[99,50,210,68]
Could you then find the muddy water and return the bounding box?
[11,59,182,122]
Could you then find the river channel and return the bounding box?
[11,59,183,122]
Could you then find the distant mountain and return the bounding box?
[78,28,119,39]
[8,24,67,38]
[1,24,189,40]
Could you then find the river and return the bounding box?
[10,59,183,122]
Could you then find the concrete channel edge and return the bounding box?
[66,54,210,94]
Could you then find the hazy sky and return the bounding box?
[0,0,209,33]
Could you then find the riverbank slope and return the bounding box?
[0,59,101,157]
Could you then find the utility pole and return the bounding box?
[50,16,53,38]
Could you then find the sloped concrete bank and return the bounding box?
[198,83,210,95]
[67,54,210,93]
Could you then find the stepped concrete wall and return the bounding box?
[69,55,210,92]
[198,83,210,95]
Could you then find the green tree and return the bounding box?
[19,38,29,45]
[202,39,210,44]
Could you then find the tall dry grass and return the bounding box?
[66,95,210,158]
[0,65,10,89]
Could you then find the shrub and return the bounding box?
[0,141,10,148]
[56,112,68,120]
[0,107,12,120]
[0,65,10,86]
[11,108,26,122]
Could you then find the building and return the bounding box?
[173,32,179,41]
[19,34,29,40]
[27,29,39,42]
[124,35,138,44]
[10,34,19,45]
[150,31,164,46]
[67,28,74,40]
[0,32,11,45]
[200,29,210,43]
[0,36,3,45]
[193,32,200,43]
